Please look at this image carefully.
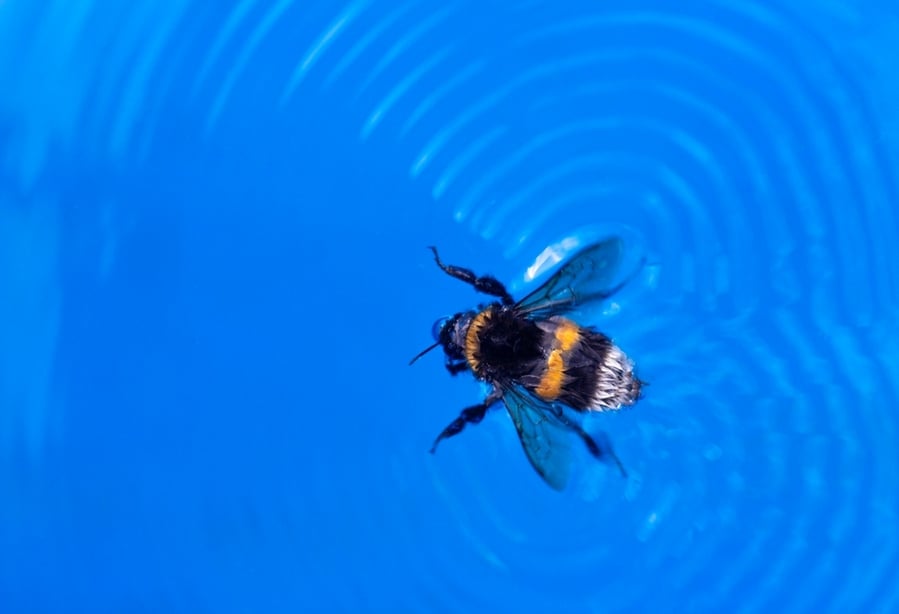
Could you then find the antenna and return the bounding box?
[408,341,440,366]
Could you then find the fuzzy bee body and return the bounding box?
[411,238,644,490]
[463,308,640,411]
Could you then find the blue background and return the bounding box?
[2,1,899,611]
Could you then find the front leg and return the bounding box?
[430,389,502,453]
[445,360,469,376]
[428,247,514,305]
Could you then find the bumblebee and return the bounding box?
[410,237,644,490]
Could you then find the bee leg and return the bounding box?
[428,246,514,305]
[445,360,469,376]
[581,431,628,479]
[551,408,627,478]
[430,391,502,453]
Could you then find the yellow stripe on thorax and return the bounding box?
[535,319,582,401]
[464,308,491,372]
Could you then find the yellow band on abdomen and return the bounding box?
[535,349,565,400]
[555,319,581,351]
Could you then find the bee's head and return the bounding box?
[436,312,475,360]
[409,311,473,365]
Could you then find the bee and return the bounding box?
[410,237,644,490]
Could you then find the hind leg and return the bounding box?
[551,407,627,477]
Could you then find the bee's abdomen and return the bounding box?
[531,317,641,411]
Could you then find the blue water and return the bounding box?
[2,1,899,611]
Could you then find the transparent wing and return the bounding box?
[501,385,575,491]
[515,237,633,318]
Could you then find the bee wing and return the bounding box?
[515,237,636,318]
[501,385,575,491]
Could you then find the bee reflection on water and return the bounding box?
[411,237,645,490]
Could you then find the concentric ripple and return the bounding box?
[3,0,899,611]
[277,0,899,609]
